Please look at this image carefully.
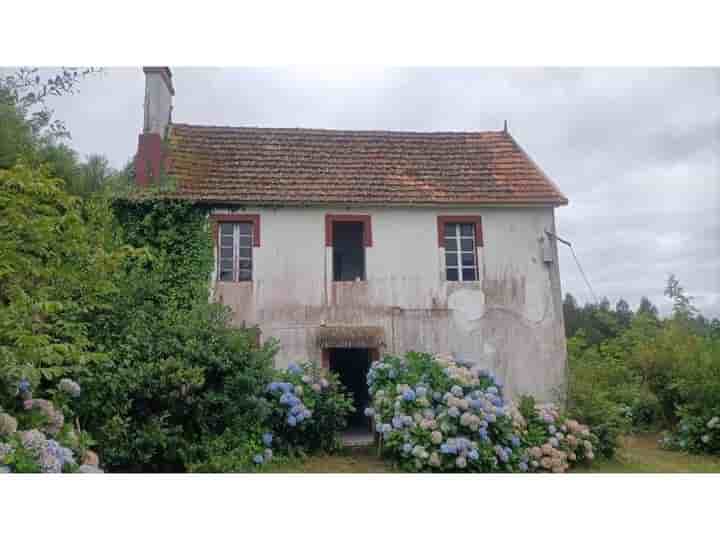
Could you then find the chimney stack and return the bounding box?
[135,67,174,186]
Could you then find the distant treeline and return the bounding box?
[563,288,720,346]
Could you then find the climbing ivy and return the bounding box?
[111,198,214,310]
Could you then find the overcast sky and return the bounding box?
[43,67,720,318]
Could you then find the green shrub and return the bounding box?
[662,407,720,455]
[566,337,632,458]
[74,198,277,472]
[78,299,276,472]
[0,163,128,390]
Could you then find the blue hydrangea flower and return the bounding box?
[448,406,460,418]
[392,416,404,429]
[468,449,479,461]
[18,379,31,393]
[402,443,412,454]
[287,416,297,427]
[511,435,520,447]
[402,389,416,401]
[262,433,273,447]
[287,363,303,375]
[253,454,264,465]
[519,462,528,472]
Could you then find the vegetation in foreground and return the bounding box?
[264,433,720,474]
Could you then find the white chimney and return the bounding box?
[142,67,174,137]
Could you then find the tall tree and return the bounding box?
[615,298,633,329]
[637,296,659,319]
[664,273,698,321]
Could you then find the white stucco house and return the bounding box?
[134,67,569,418]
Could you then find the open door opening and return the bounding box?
[328,348,372,432]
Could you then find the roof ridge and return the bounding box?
[169,122,505,137]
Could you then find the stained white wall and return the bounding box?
[211,205,566,402]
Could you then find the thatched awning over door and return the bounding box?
[315,326,386,349]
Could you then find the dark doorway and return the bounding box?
[328,348,372,430]
[332,222,365,281]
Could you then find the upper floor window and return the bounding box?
[212,214,260,282]
[438,216,483,282]
[218,222,253,281]
[325,214,373,282]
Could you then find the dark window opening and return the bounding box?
[218,222,253,282]
[444,222,478,281]
[328,348,372,430]
[332,222,365,282]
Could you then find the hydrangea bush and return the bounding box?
[366,352,598,473]
[0,378,103,473]
[259,362,354,462]
[660,407,720,456]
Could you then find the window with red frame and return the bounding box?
[218,222,254,281]
[443,222,479,282]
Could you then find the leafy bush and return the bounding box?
[0,163,128,387]
[72,199,277,472]
[261,362,355,459]
[1,378,103,473]
[661,409,720,455]
[365,352,597,473]
[78,298,276,472]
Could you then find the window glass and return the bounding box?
[217,222,253,282]
[444,222,478,282]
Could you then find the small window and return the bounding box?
[333,222,365,281]
[218,222,253,282]
[444,222,478,281]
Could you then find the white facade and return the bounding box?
[210,205,567,402]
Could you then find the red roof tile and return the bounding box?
[164,124,568,206]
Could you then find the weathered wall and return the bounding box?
[210,206,566,402]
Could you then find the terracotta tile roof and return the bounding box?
[164,124,568,206]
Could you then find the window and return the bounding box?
[218,222,254,282]
[332,222,365,281]
[325,214,372,282]
[443,222,479,282]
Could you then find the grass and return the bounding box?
[576,432,720,473]
[264,433,720,473]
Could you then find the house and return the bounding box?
[134,67,569,420]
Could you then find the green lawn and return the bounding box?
[265,433,720,473]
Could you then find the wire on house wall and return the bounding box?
[546,230,599,304]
